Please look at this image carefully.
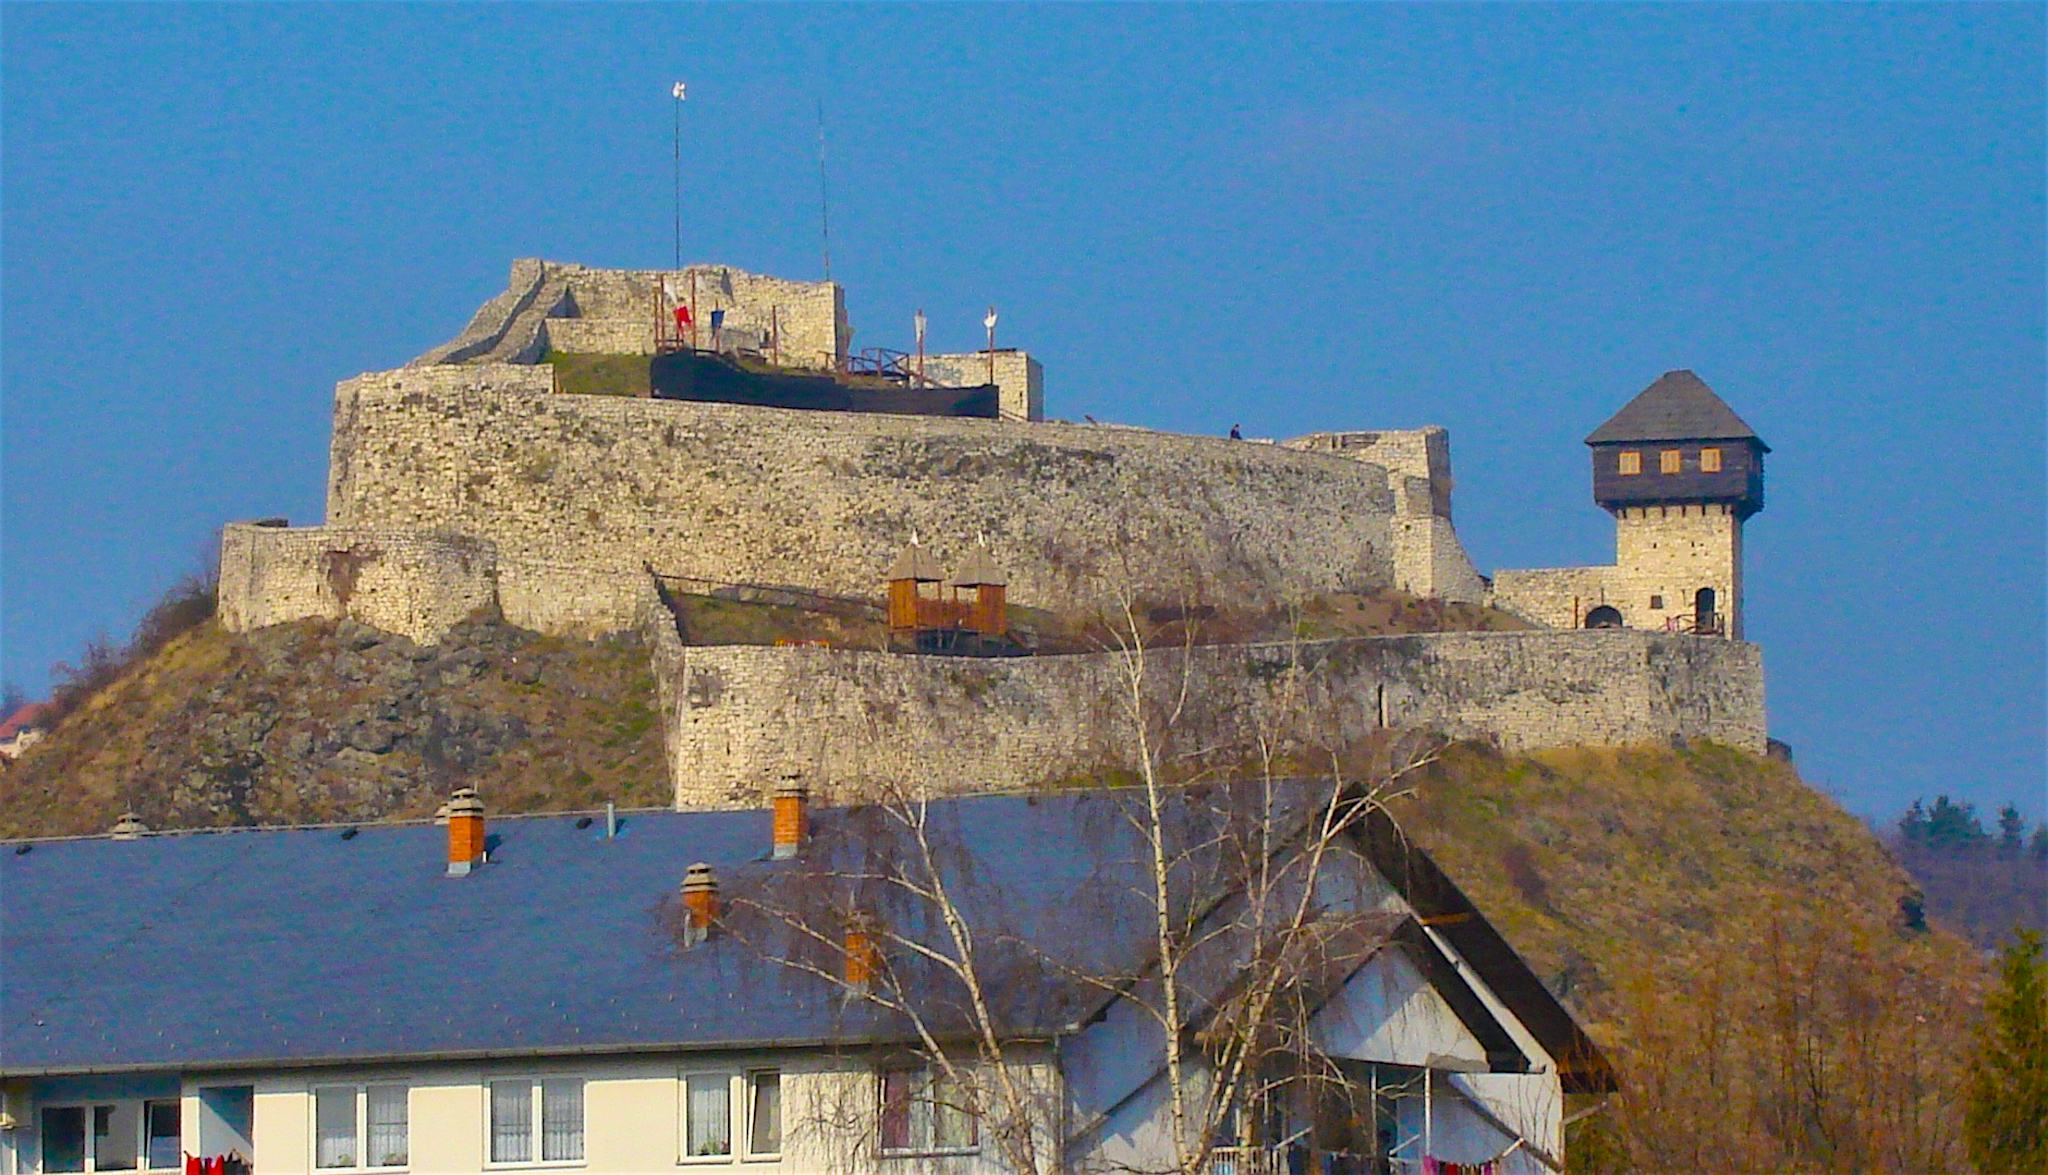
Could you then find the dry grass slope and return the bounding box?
[0,618,669,838]
[1388,744,1987,1172]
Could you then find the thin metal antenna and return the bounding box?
[672,81,687,272]
[816,97,833,283]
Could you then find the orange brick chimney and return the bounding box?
[844,911,878,989]
[772,780,808,860]
[681,862,719,946]
[445,787,485,877]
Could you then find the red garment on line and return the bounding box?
[674,305,693,330]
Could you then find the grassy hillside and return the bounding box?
[0,617,669,838]
[1386,743,1986,1172]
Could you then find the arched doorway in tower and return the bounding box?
[1584,605,1624,629]
[1694,587,1718,634]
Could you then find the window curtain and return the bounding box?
[686,1075,730,1157]
[490,1081,533,1164]
[314,1088,357,1168]
[365,1086,408,1168]
[541,1079,585,1162]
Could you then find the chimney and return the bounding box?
[681,862,719,946]
[110,812,148,840]
[771,779,808,860]
[844,911,878,989]
[446,787,485,876]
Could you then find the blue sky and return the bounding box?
[3,3,2042,823]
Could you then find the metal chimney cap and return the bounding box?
[682,862,718,891]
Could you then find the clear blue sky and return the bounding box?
[4,3,2042,824]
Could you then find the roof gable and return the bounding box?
[1585,370,1766,448]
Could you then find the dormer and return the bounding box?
[1585,370,1769,518]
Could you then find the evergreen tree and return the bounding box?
[1926,794,1987,852]
[1898,797,1929,843]
[1966,929,2048,1174]
[1997,805,2027,857]
[2031,824,2048,865]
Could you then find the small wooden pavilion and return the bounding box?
[884,542,1018,655]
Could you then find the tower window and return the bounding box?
[1650,595,1664,610]
[1700,447,1722,472]
[1617,451,1642,476]
[1660,449,1682,474]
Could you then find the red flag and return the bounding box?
[673,305,693,330]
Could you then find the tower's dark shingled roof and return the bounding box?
[1585,370,1766,448]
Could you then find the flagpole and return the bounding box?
[816,97,833,284]
[672,81,687,273]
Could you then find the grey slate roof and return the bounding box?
[0,797,1127,1076]
[1584,370,1767,448]
[0,789,1604,1087]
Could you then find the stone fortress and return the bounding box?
[217,260,1769,807]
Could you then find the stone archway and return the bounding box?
[1584,605,1624,629]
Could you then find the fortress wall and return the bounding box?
[1493,504,1745,636]
[494,560,658,637]
[662,631,1766,809]
[921,351,1045,421]
[1284,429,1455,519]
[1488,566,1614,629]
[217,523,498,644]
[557,265,845,370]
[325,365,1433,618]
[541,319,655,356]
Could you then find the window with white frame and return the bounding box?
[37,1100,182,1173]
[878,1066,978,1156]
[745,1071,781,1159]
[679,1070,782,1163]
[313,1084,410,1169]
[489,1078,585,1166]
[681,1073,733,1160]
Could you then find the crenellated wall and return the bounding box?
[319,364,1480,619]
[661,631,1767,809]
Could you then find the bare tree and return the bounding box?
[713,577,1444,1175]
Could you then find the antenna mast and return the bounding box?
[815,97,833,283]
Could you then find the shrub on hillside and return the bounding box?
[47,565,217,728]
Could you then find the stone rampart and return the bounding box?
[1283,428,1484,601]
[324,364,1484,618]
[661,630,1766,808]
[921,350,1045,422]
[217,522,499,644]
[218,521,662,643]
[414,260,846,371]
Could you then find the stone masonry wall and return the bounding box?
[920,351,1045,422]
[218,522,665,643]
[413,260,847,371]
[662,630,1767,808]
[323,365,1440,615]
[1492,503,1744,637]
[1282,429,1484,601]
[217,522,499,644]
